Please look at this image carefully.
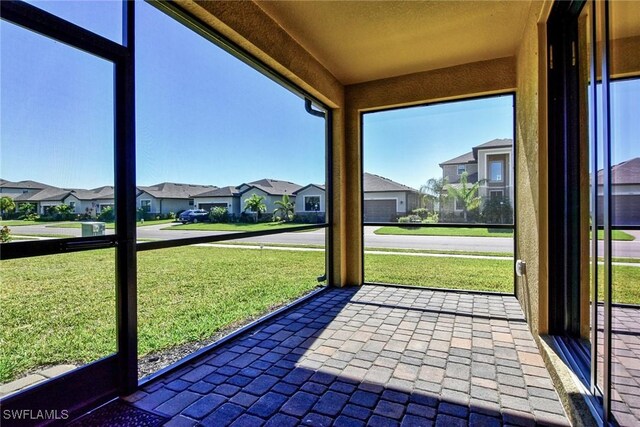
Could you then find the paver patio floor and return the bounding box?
[119,285,569,426]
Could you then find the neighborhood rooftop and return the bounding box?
[597,157,640,185]
[363,173,418,192]
[137,182,217,199]
[241,178,303,196]
[440,138,513,166]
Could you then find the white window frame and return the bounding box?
[303,195,321,212]
[140,199,151,210]
[457,164,466,175]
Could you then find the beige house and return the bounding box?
[439,138,514,217]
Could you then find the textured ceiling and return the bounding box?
[255,0,533,85]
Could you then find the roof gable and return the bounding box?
[363,173,417,193]
[240,179,302,196]
[597,157,640,185]
[136,182,217,199]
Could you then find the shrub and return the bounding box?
[17,203,36,220]
[398,215,421,223]
[423,212,439,224]
[482,197,513,224]
[411,208,430,219]
[168,212,176,220]
[98,206,115,222]
[1,226,12,243]
[209,206,229,223]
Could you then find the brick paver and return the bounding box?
[127,286,569,426]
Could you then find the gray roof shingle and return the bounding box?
[240,179,302,196]
[195,186,241,198]
[597,157,640,185]
[363,173,418,193]
[137,182,217,199]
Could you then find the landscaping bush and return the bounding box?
[168,212,176,220]
[17,203,36,220]
[1,225,12,243]
[209,206,229,223]
[411,208,430,219]
[423,212,439,224]
[98,206,115,222]
[482,197,513,224]
[398,215,422,223]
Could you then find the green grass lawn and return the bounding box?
[166,222,312,232]
[0,220,64,227]
[2,246,639,384]
[375,226,514,237]
[45,219,175,229]
[0,247,323,383]
[375,226,635,241]
[365,253,513,293]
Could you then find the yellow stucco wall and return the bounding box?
[514,1,551,336]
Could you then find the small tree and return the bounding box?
[0,196,16,219]
[273,194,295,222]
[17,203,36,220]
[445,171,485,222]
[243,194,267,217]
[420,177,449,219]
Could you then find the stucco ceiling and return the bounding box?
[255,0,533,85]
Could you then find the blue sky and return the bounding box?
[364,96,514,188]
[1,1,638,191]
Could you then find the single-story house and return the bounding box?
[63,186,115,216]
[597,157,640,226]
[293,184,326,222]
[237,179,302,215]
[136,182,217,216]
[193,186,242,216]
[0,179,50,199]
[363,173,420,222]
[11,185,116,216]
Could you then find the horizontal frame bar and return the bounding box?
[363,222,514,229]
[1,0,128,62]
[136,223,328,252]
[0,235,117,260]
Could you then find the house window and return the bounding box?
[457,165,466,175]
[140,200,151,211]
[489,161,503,182]
[490,190,503,200]
[69,201,76,210]
[454,199,463,211]
[304,196,321,211]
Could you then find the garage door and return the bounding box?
[199,203,227,211]
[364,199,397,222]
[597,195,640,226]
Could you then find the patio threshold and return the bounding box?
[74,285,570,426]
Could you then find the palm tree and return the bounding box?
[420,177,449,217]
[243,194,267,217]
[273,194,295,222]
[445,171,485,222]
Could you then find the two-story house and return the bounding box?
[439,138,513,217]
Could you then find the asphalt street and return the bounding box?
[9,224,640,258]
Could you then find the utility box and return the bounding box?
[81,222,106,237]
